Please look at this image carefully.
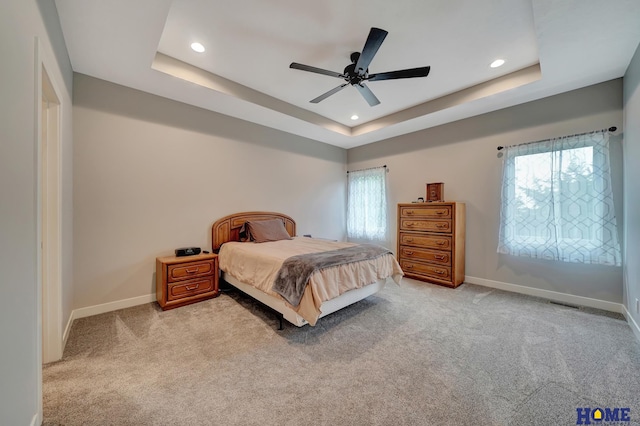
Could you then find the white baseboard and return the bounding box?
[465,276,623,313]
[622,305,640,344]
[31,412,40,426]
[72,294,156,320]
[62,310,74,349]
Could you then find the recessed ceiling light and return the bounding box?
[490,59,505,68]
[351,115,359,120]
[191,42,205,53]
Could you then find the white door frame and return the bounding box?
[35,37,64,425]
[40,62,62,364]
[40,64,62,363]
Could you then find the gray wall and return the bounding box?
[73,74,347,309]
[0,0,74,424]
[623,42,640,329]
[348,80,624,303]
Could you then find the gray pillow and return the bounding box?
[246,219,292,243]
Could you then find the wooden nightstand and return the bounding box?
[156,253,219,310]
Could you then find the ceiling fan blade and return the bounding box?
[310,83,349,103]
[354,83,380,106]
[354,27,388,76]
[290,62,345,79]
[367,66,431,81]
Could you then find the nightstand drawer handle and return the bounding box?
[435,269,446,275]
[405,238,414,242]
[406,222,414,227]
[436,210,446,215]
[405,250,414,255]
[436,223,448,229]
[406,210,414,215]
[185,267,200,274]
[436,240,446,245]
[185,283,200,291]
[405,264,414,269]
[434,255,446,260]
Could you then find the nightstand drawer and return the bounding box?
[400,246,451,266]
[168,277,215,301]
[399,232,451,250]
[168,260,214,282]
[400,205,452,219]
[400,260,451,281]
[400,219,452,233]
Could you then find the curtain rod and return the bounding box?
[496,127,617,151]
[346,165,387,174]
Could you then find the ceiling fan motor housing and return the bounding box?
[344,60,368,85]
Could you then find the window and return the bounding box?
[347,166,387,241]
[497,131,621,266]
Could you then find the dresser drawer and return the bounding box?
[167,277,215,301]
[399,232,452,250]
[400,246,451,266]
[168,260,215,282]
[400,205,452,219]
[400,260,451,281]
[400,219,452,233]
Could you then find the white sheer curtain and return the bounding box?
[347,166,387,241]
[497,130,621,266]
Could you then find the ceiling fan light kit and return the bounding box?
[290,27,431,107]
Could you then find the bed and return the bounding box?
[212,211,403,327]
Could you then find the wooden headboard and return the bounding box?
[211,211,296,251]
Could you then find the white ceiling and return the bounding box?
[55,0,640,149]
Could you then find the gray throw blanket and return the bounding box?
[272,244,391,307]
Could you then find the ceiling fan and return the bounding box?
[289,27,430,107]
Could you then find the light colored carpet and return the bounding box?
[43,279,640,425]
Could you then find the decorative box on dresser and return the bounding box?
[397,202,466,288]
[156,253,219,310]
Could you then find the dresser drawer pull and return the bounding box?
[436,210,446,215]
[406,210,414,215]
[434,255,446,260]
[436,240,446,245]
[185,283,200,291]
[405,264,414,269]
[406,222,415,227]
[405,250,414,255]
[436,223,448,229]
[185,267,200,274]
[435,269,446,275]
[405,238,414,242]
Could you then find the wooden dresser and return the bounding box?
[397,202,465,288]
[156,253,219,310]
